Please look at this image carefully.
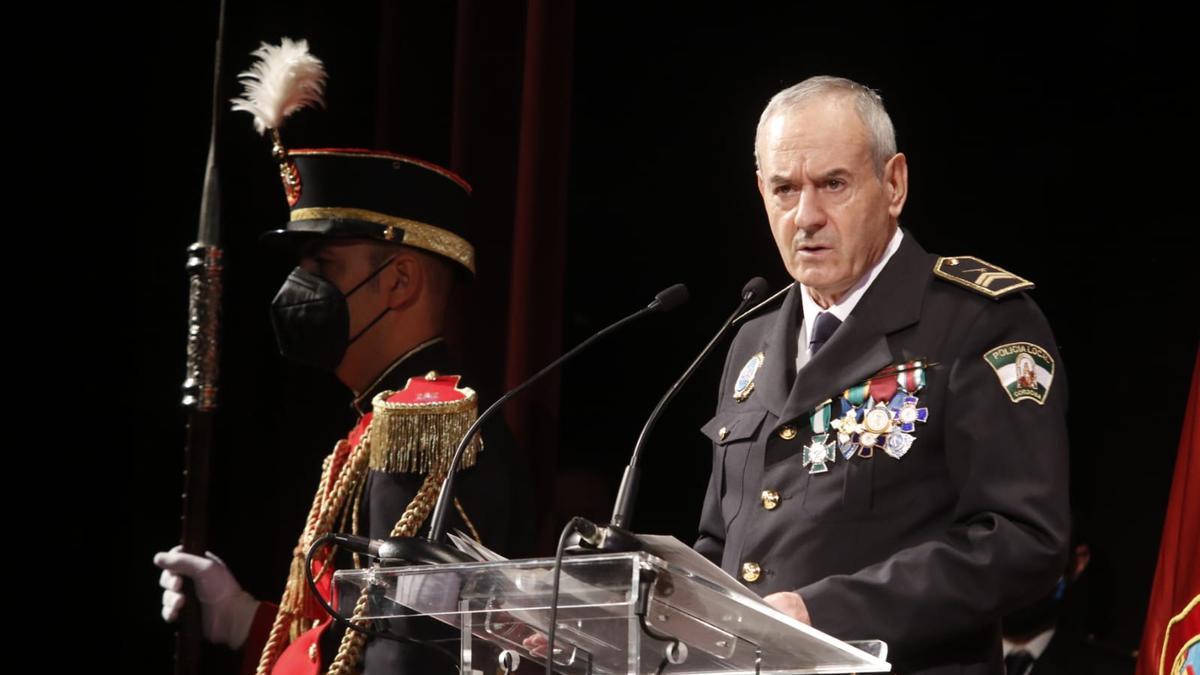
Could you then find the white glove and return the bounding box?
[153,545,261,649]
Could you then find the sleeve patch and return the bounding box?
[983,342,1055,404]
[934,256,1034,299]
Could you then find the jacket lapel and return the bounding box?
[774,231,933,430]
[747,283,803,419]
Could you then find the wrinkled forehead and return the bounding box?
[758,97,873,169]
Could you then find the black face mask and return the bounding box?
[269,257,394,371]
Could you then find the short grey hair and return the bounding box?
[754,75,897,175]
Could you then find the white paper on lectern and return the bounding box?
[634,534,768,603]
[448,531,508,562]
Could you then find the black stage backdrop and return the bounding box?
[133,2,1197,670]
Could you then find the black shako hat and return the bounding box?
[262,148,476,275]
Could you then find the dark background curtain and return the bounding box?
[132,1,1196,670]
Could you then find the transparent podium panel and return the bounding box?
[334,552,890,674]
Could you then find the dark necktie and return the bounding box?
[808,311,842,356]
[1005,650,1035,675]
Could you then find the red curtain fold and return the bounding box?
[449,0,575,552]
[1136,349,1200,675]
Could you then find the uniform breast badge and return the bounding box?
[733,352,765,402]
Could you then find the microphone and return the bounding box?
[424,283,690,545]
[647,284,689,313]
[580,277,769,552]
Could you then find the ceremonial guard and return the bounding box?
[155,39,532,675]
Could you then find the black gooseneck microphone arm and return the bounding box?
[607,277,769,537]
[425,283,690,545]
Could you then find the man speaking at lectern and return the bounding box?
[695,75,1069,674]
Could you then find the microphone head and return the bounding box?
[742,277,769,302]
[649,283,689,312]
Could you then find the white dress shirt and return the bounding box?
[1003,627,1057,675]
[795,227,904,373]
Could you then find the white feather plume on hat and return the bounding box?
[230,38,327,135]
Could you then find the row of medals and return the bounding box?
[802,367,929,475]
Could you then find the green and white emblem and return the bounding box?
[803,433,836,474]
[983,342,1055,404]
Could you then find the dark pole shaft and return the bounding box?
[176,412,213,673]
[176,0,227,671]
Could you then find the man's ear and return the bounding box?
[1069,544,1091,580]
[884,152,908,219]
[384,249,423,310]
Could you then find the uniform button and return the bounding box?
[718,426,728,440]
[778,425,798,440]
[741,561,762,583]
[760,489,781,510]
[308,643,318,662]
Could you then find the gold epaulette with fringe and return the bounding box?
[369,372,482,475]
[933,256,1034,299]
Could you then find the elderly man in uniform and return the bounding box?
[695,75,1069,674]
[155,148,532,675]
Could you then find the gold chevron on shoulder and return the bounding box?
[734,285,790,324]
[933,256,1034,299]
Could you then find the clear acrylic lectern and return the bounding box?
[333,551,890,674]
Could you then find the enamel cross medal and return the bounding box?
[803,400,836,474]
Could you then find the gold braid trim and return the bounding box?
[325,590,372,675]
[256,430,373,675]
[255,450,336,674]
[256,416,455,675]
[325,471,446,675]
[350,476,365,571]
[454,497,481,543]
[389,471,445,537]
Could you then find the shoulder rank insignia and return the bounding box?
[983,342,1055,404]
[733,352,764,402]
[933,256,1034,299]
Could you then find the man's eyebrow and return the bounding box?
[766,167,851,185]
[816,167,852,181]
